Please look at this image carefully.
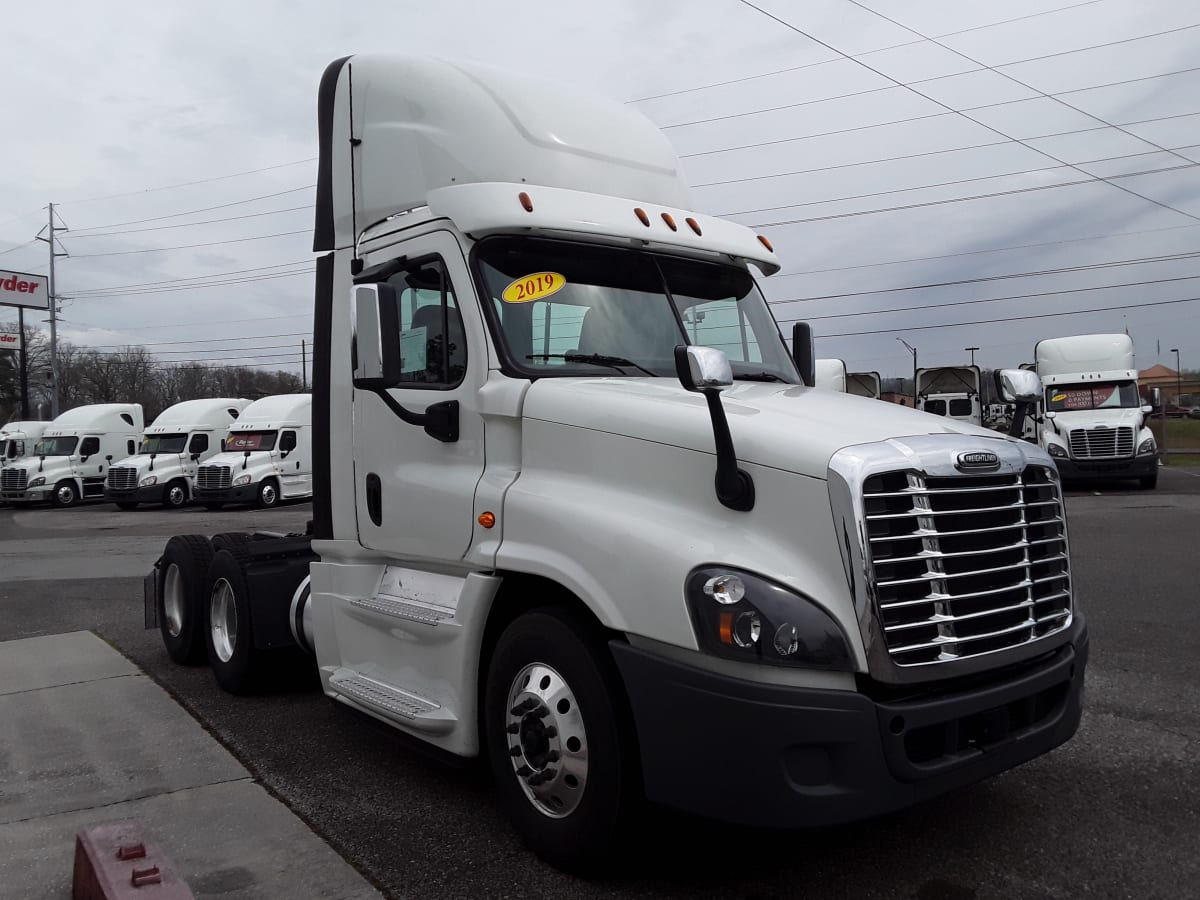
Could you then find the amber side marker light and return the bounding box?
[634,207,650,227]
[478,512,496,529]
[661,212,678,231]
[718,611,734,645]
[757,234,774,252]
[685,217,702,236]
[518,192,533,212]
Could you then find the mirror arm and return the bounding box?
[702,389,755,511]
[371,388,459,443]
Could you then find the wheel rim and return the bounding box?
[163,563,185,638]
[505,662,588,819]
[210,577,238,663]
[168,484,186,506]
[261,483,276,505]
[56,484,74,504]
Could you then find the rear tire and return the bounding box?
[163,479,189,509]
[205,548,261,694]
[211,532,252,554]
[158,534,214,665]
[484,607,640,877]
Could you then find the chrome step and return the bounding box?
[330,671,456,734]
[349,594,455,625]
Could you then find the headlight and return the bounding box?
[686,567,853,671]
[1138,437,1156,454]
[28,476,45,488]
[233,474,252,486]
[140,475,157,487]
[1047,443,1067,458]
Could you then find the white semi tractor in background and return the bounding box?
[141,54,1088,875]
[916,365,983,426]
[104,398,252,509]
[846,371,882,399]
[0,403,143,507]
[1033,333,1158,489]
[192,394,313,509]
[0,419,50,466]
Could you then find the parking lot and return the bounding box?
[2,470,1198,900]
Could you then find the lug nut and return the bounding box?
[543,727,557,738]
[508,745,522,757]
[546,750,560,763]
[506,723,520,734]
[534,706,550,718]
[516,765,532,778]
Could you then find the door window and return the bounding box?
[80,437,100,457]
[188,434,209,454]
[279,431,297,453]
[383,259,467,387]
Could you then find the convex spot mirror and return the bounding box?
[352,283,402,390]
[995,368,1042,403]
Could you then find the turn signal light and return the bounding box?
[478,511,496,528]
[634,207,650,227]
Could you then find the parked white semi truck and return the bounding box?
[916,365,983,426]
[0,403,143,507]
[104,398,252,509]
[846,371,882,399]
[0,419,49,465]
[142,54,1087,875]
[1034,333,1157,489]
[192,394,313,509]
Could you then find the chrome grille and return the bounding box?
[1068,426,1134,459]
[106,467,138,490]
[196,465,231,490]
[1,468,28,491]
[864,465,1071,667]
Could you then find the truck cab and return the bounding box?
[193,394,312,509]
[0,420,49,467]
[144,54,1088,876]
[916,365,983,426]
[846,371,881,399]
[1034,334,1157,489]
[0,404,143,507]
[104,398,251,509]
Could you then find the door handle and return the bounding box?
[365,473,382,526]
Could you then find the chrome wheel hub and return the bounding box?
[210,578,238,663]
[168,484,185,506]
[505,662,588,818]
[261,484,276,505]
[163,563,185,638]
[56,485,74,504]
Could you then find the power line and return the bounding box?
[66,229,309,259]
[812,294,1200,338]
[66,205,312,239]
[0,239,38,257]
[627,0,1112,103]
[74,269,312,299]
[733,1,1200,223]
[845,0,1200,172]
[61,159,317,206]
[68,259,314,295]
[67,186,315,232]
[744,161,1198,228]
[775,249,1200,303]
[82,331,311,348]
[64,311,311,332]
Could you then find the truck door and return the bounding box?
[351,231,486,561]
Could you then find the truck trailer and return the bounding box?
[143,54,1088,874]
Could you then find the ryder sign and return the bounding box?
[0,269,49,310]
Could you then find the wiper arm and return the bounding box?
[735,371,787,382]
[527,353,657,378]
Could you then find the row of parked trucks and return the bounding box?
[0,394,314,509]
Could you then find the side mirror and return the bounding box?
[791,322,816,388]
[190,453,201,462]
[1140,404,1152,415]
[1044,411,1056,420]
[675,345,753,512]
[352,284,402,389]
[243,448,251,470]
[995,367,1042,403]
[1150,387,1162,406]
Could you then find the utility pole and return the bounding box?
[301,339,307,390]
[35,203,68,417]
[1170,348,1181,403]
[965,346,979,367]
[897,337,917,407]
[18,307,29,418]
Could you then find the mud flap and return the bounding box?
[143,559,161,629]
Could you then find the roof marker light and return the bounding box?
[634,207,650,227]
[661,212,677,231]
[686,217,702,236]
[757,235,774,252]
[519,192,533,212]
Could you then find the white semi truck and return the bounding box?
[192,394,313,509]
[104,398,252,509]
[916,365,983,426]
[1,419,49,465]
[142,54,1087,875]
[846,371,882,399]
[0,403,143,507]
[1033,333,1157,489]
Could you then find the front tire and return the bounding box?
[256,478,280,509]
[163,479,189,509]
[158,535,214,665]
[484,607,639,876]
[51,480,78,508]
[205,548,260,694]
[1139,469,1158,490]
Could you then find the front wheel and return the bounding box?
[484,607,640,876]
[1139,470,1158,490]
[256,478,279,509]
[51,480,78,508]
[163,479,189,509]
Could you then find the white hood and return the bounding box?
[1050,407,1148,432]
[522,378,1011,479]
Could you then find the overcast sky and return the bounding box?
[1,0,1197,381]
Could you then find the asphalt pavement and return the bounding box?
[0,471,1197,900]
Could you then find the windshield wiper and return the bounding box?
[736,371,788,382]
[527,353,657,378]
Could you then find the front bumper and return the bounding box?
[1053,454,1156,480]
[194,484,257,504]
[610,615,1088,828]
[0,488,49,503]
[105,484,165,503]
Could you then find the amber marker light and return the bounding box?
[685,217,702,235]
[718,611,734,645]
[661,212,677,231]
[478,512,496,528]
[757,234,774,252]
[634,207,650,226]
[518,192,533,212]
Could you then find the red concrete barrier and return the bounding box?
[72,820,194,899]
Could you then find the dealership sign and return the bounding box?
[0,332,18,346]
[0,269,49,310]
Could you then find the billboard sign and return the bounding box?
[0,269,49,310]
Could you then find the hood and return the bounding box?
[1049,407,1147,432]
[522,378,1011,479]
[200,451,274,470]
[109,454,185,475]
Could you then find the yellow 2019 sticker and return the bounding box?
[1051,393,1066,402]
[502,272,565,303]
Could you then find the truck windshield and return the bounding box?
[34,436,79,457]
[1046,381,1139,412]
[140,434,188,454]
[225,431,277,452]
[475,236,800,382]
